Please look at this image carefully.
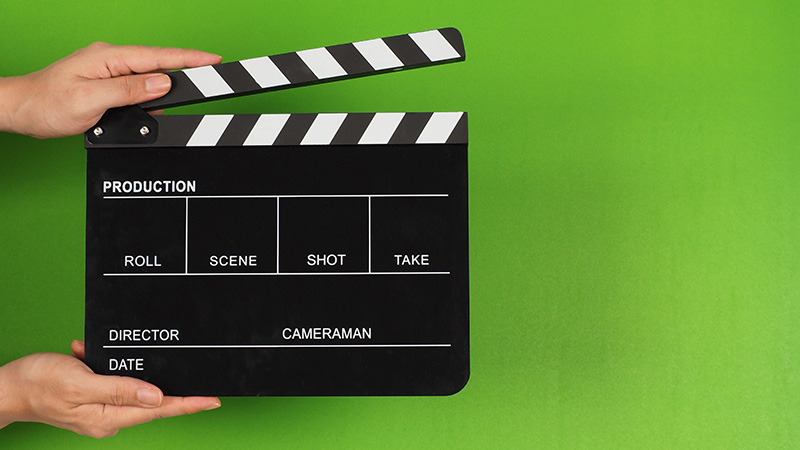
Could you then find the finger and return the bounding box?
[84,43,222,77]
[158,396,221,419]
[105,396,221,429]
[84,73,173,110]
[71,340,85,360]
[79,373,165,408]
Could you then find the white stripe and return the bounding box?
[239,57,290,88]
[409,30,460,62]
[301,113,347,145]
[186,115,234,147]
[183,66,234,97]
[416,112,463,144]
[296,48,347,79]
[358,113,405,144]
[352,39,403,70]
[243,114,291,146]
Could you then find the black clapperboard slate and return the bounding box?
[84,28,468,396]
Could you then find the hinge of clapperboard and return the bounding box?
[84,28,466,148]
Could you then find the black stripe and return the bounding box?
[153,116,204,147]
[438,28,466,59]
[270,52,317,84]
[326,43,374,75]
[214,62,261,94]
[273,114,317,145]
[330,113,374,145]
[389,113,433,144]
[140,72,204,110]
[216,114,261,147]
[445,113,468,144]
[383,35,430,66]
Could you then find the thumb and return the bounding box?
[89,73,172,109]
[71,339,86,360]
[82,373,165,408]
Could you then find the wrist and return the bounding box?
[0,75,35,137]
[0,361,27,428]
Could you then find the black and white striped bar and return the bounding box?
[90,112,467,148]
[139,28,465,110]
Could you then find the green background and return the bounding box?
[1,0,798,448]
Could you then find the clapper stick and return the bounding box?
[138,28,465,111]
[87,28,465,147]
[89,111,467,148]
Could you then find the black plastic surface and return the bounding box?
[85,143,469,396]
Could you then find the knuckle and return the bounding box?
[109,383,127,406]
[87,41,110,50]
[118,77,138,101]
[76,41,110,58]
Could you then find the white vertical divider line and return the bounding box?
[185,197,189,274]
[276,197,280,274]
[368,196,372,274]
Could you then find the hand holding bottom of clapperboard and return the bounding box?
[0,341,221,438]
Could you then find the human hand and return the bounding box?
[0,340,220,438]
[0,42,221,138]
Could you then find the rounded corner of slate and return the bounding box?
[440,368,471,396]
[438,28,466,60]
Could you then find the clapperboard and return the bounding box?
[84,28,468,396]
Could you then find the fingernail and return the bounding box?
[145,74,171,94]
[204,402,221,411]
[137,388,162,407]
